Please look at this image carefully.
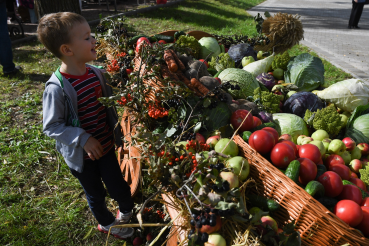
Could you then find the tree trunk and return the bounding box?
[34,0,81,20]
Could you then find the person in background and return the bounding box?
[0,0,22,76]
[348,0,365,29]
[19,0,37,23]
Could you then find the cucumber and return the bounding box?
[317,197,339,211]
[285,160,300,183]
[128,34,149,45]
[305,181,325,198]
[220,44,225,53]
[315,164,327,181]
[247,194,280,212]
[154,34,175,43]
[174,31,186,40]
[207,68,218,76]
[342,180,369,199]
[242,131,252,143]
[213,70,222,78]
[148,36,157,43]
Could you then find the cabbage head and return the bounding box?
[273,113,309,144]
[285,53,324,92]
[198,37,221,60]
[218,68,259,99]
[316,79,369,113]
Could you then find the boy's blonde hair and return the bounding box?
[37,12,87,58]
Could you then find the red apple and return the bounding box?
[198,59,209,68]
[329,163,351,181]
[133,237,143,246]
[349,159,363,173]
[206,135,220,148]
[342,137,356,151]
[361,158,369,168]
[279,134,293,142]
[357,143,369,156]
[146,232,154,242]
[351,172,359,179]
[195,133,205,144]
[324,154,345,169]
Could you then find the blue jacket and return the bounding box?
[42,64,123,173]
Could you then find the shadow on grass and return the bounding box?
[130,0,255,30]
[214,0,266,11]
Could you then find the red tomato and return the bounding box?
[198,59,209,68]
[262,127,279,145]
[157,40,167,44]
[249,130,275,155]
[356,207,369,237]
[349,177,367,191]
[333,200,363,227]
[297,158,317,185]
[278,140,298,157]
[126,68,133,75]
[299,144,321,164]
[351,172,359,179]
[324,154,345,169]
[270,143,296,169]
[338,184,363,205]
[318,171,343,197]
[329,164,351,181]
[362,197,369,207]
[230,109,254,132]
[136,37,151,53]
[252,116,262,128]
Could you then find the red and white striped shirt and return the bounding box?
[61,67,114,160]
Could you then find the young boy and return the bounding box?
[38,12,134,239]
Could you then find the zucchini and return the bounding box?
[285,160,300,183]
[174,31,186,40]
[305,181,325,198]
[342,180,369,199]
[213,70,222,78]
[315,164,327,181]
[247,194,280,212]
[317,197,339,211]
[154,34,174,43]
[128,34,149,45]
[148,36,157,43]
[207,68,218,76]
[220,44,225,53]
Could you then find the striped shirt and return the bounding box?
[60,67,114,160]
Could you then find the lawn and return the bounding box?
[0,0,352,245]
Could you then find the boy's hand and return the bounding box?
[83,137,103,161]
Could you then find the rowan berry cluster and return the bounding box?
[116,52,127,57]
[143,207,153,214]
[148,101,169,119]
[185,152,197,177]
[186,140,210,152]
[107,59,120,72]
[117,94,132,106]
[156,210,165,219]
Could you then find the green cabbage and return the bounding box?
[273,113,309,144]
[218,68,259,99]
[243,54,274,77]
[348,114,369,144]
[316,79,369,113]
[285,53,324,92]
[198,37,221,60]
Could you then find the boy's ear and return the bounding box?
[60,44,73,57]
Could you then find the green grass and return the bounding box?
[0,0,353,245]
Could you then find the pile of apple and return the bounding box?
[246,125,369,237]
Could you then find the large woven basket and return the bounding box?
[233,135,369,246]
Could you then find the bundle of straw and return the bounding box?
[256,12,304,54]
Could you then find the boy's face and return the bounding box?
[66,21,97,63]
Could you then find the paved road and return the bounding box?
[247,0,369,81]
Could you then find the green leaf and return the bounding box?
[194,122,202,133]
[215,201,237,210]
[283,220,296,234]
[203,98,211,108]
[346,102,369,129]
[203,102,232,133]
[285,232,301,246]
[166,127,177,137]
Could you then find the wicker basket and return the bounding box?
[233,135,369,246]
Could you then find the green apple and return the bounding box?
[257,50,264,60]
[310,140,326,156]
[322,139,331,153]
[311,129,329,141]
[301,137,313,145]
[273,68,284,80]
[350,146,362,160]
[215,138,239,157]
[340,114,349,127]
[226,156,250,181]
[328,139,346,155]
[297,135,309,145]
[219,172,239,189]
[339,150,351,165]
[241,56,255,67]
[286,90,297,99]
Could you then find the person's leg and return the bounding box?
[353,3,364,27]
[0,1,16,73]
[69,161,116,227]
[98,148,134,214]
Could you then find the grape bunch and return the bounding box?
[164,98,181,109]
[96,24,108,33]
[176,123,196,141]
[219,81,241,91]
[112,26,128,36]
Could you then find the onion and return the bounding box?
[205,233,226,246]
[258,111,273,123]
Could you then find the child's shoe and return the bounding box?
[97,219,134,239]
[116,210,132,223]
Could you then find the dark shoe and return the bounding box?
[354,26,360,29]
[3,66,22,76]
[348,25,352,29]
